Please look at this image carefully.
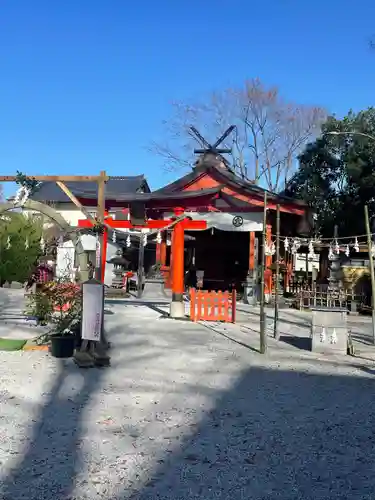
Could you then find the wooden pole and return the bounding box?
[96,170,106,282]
[274,204,280,340]
[260,191,267,354]
[364,205,375,344]
[137,235,145,298]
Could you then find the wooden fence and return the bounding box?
[190,289,236,323]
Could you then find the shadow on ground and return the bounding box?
[0,360,104,500]
[2,301,375,499]
[116,366,375,500]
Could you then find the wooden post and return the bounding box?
[96,170,106,282]
[260,192,267,354]
[249,231,255,271]
[264,225,272,300]
[274,204,280,340]
[137,234,145,298]
[364,205,375,344]
[170,208,185,318]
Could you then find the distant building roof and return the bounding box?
[29,175,150,203]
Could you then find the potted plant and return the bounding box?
[48,281,81,358]
[30,279,82,358]
[49,315,79,358]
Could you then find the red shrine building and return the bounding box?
[153,153,308,294]
[28,151,309,315]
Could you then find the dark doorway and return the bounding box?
[188,229,250,291]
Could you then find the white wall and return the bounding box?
[26,203,123,286]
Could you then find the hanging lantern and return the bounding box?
[25,238,29,250]
[14,186,31,206]
[265,241,276,256]
[308,240,315,260]
[334,239,340,254]
[112,231,116,243]
[345,245,350,257]
[126,234,131,248]
[6,236,11,249]
[330,328,337,345]
[354,237,360,253]
[283,237,289,252]
[328,244,334,260]
[291,238,300,254]
[156,231,162,244]
[320,327,326,343]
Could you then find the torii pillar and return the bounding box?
[170,207,186,318]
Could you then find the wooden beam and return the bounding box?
[56,181,98,226]
[77,218,207,230]
[0,175,109,182]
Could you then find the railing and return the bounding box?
[190,289,236,323]
[294,288,365,311]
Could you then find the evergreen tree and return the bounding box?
[0,212,43,285]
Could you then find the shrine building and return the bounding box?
[26,154,309,296]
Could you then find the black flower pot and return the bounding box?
[50,334,75,358]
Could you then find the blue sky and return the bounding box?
[1,0,375,197]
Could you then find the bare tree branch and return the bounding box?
[150,78,326,192]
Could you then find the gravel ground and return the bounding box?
[0,295,375,499]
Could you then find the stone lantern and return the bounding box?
[107,250,130,289]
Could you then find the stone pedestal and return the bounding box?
[311,307,348,355]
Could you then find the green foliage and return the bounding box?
[15,171,41,194]
[26,280,81,343]
[0,212,43,284]
[285,108,375,238]
[25,290,53,325]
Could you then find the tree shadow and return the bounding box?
[0,359,104,500]
[113,365,375,500]
[279,335,312,350]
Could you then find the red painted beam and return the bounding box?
[77,218,207,230]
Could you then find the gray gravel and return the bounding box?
[0,295,375,499]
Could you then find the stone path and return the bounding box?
[0,288,47,340]
[0,296,375,499]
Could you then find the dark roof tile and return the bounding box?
[30,175,150,203]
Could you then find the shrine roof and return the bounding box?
[154,164,307,207]
[30,175,150,203]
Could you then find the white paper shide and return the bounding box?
[82,282,104,341]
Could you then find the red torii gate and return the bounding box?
[78,208,207,317]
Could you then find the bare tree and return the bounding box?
[151,78,326,192]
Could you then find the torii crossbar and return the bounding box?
[78,208,207,317]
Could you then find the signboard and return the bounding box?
[81,280,104,341]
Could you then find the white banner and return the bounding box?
[81,282,104,341]
[165,211,263,232]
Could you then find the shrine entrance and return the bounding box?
[188,229,253,292]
